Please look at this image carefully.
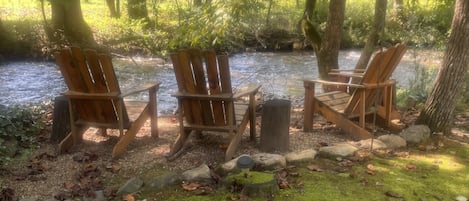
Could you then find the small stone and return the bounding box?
[377,134,407,149]
[116,177,144,196]
[182,164,211,181]
[319,143,359,158]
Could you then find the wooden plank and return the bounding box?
[188,49,214,125]
[217,55,234,126]
[66,47,102,123]
[205,50,226,126]
[98,53,131,126]
[170,52,194,124]
[84,49,119,124]
[178,50,204,125]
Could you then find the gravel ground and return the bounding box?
[2,105,399,200]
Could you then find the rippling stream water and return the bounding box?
[0,50,438,113]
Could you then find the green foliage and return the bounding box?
[0,103,47,164]
[0,0,455,55]
[396,50,438,109]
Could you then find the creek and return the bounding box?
[0,50,436,114]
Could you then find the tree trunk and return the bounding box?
[266,0,273,26]
[106,0,121,18]
[128,0,149,21]
[50,0,98,48]
[316,0,346,80]
[354,0,387,71]
[392,0,404,21]
[416,0,469,134]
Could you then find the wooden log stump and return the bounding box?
[259,99,291,153]
[51,96,70,143]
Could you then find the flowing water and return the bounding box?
[0,50,438,113]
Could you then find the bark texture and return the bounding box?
[416,0,469,134]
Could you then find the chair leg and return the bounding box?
[168,130,193,157]
[58,132,74,154]
[303,81,315,132]
[249,94,256,141]
[112,105,150,158]
[150,87,159,138]
[225,130,242,162]
[58,125,87,154]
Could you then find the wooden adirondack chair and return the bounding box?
[303,43,407,139]
[168,49,261,161]
[54,46,161,158]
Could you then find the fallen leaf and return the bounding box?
[406,164,417,170]
[385,191,403,198]
[278,180,290,189]
[106,164,121,173]
[182,182,201,191]
[122,194,135,201]
[366,164,375,171]
[366,170,375,175]
[307,164,323,172]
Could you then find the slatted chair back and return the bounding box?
[54,47,130,127]
[170,49,234,127]
[345,43,407,115]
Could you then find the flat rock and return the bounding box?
[352,139,387,150]
[319,143,359,158]
[251,153,286,170]
[181,163,212,181]
[377,134,407,149]
[116,177,144,196]
[284,149,317,163]
[399,125,431,144]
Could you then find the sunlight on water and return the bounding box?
[0,50,437,113]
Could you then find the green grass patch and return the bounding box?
[122,138,469,201]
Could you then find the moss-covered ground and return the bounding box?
[118,138,468,201]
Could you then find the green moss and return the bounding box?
[106,138,469,201]
[224,171,275,185]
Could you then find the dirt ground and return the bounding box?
[2,104,469,200]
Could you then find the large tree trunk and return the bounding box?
[50,0,98,48]
[316,0,346,80]
[416,0,469,134]
[106,0,121,18]
[354,0,387,71]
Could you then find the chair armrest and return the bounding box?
[328,72,364,78]
[121,81,161,97]
[304,79,396,89]
[233,84,262,99]
[63,91,120,100]
[172,92,233,101]
[330,69,366,73]
[305,79,365,88]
